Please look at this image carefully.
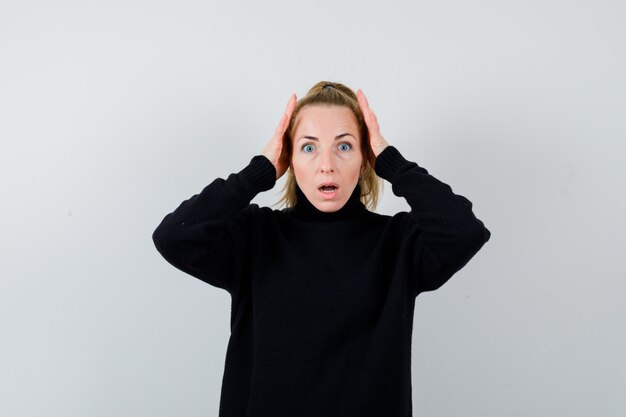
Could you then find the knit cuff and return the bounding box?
[238,155,277,193]
[374,146,412,182]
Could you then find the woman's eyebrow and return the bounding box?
[298,133,356,141]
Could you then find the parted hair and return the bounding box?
[273,81,384,211]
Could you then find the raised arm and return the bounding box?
[152,93,297,293]
[375,146,491,294]
[152,156,276,292]
[357,89,491,295]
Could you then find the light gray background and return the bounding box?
[1,1,624,416]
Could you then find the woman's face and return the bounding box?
[291,104,363,213]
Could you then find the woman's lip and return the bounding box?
[318,187,338,199]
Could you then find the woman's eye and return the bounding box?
[301,142,351,153]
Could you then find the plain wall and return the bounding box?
[1,1,624,416]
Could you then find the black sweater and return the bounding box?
[152,145,491,417]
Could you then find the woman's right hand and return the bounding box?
[262,93,297,180]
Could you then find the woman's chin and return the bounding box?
[313,197,346,213]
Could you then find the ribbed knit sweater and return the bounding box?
[152,145,491,417]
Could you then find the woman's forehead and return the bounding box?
[293,105,358,133]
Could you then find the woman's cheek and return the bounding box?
[339,152,357,161]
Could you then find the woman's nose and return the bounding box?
[319,148,335,173]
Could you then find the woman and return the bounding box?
[152,81,491,417]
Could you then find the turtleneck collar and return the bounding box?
[288,182,369,222]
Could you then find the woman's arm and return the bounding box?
[356,89,490,295]
[375,145,491,294]
[152,155,276,293]
[153,93,296,293]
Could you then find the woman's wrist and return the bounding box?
[373,143,390,157]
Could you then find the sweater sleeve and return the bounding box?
[152,155,277,293]
[374,146,491,295]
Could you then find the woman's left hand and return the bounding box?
[357,89,390,166]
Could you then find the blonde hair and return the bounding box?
[272,81,384,211]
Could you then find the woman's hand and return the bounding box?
[357,89,390,167]
[262,93,297,180]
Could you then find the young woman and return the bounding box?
[152,81,491,417]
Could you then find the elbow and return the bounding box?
[460,220,491,261]
[482,223,492,244]
[151,224,192,276]
[152,221,177,260]
[472,219,491,248]
[152,228,169,261]
[416,221,491,295]
[152,226,164,253]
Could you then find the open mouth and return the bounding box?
[319,185,338,193]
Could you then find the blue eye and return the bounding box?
[338,143,351,151]
[302,144,315,153]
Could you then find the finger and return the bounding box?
[275,94,296,135]
[288,93,297,119]
[281,94,297,134]
[361,91,373,129]
[275,112,288,135]
[357,89,368,113]
[363,91,371,108]
[369,108,380,134]
[284,93,296,113]
[357,89,371,125]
